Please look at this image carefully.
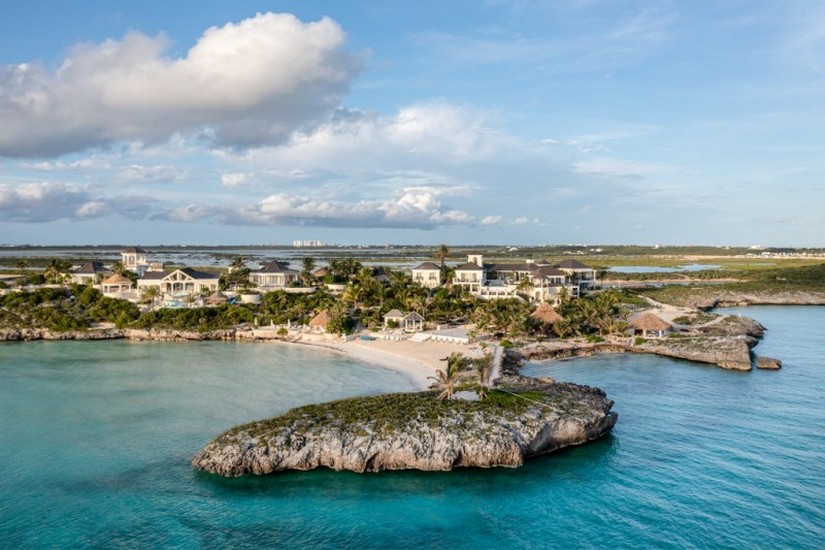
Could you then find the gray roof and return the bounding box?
[403,312,425,322]
[140,268,218,281]
[412,262,441,270]
[253,260,298,274]
[121,247,147,254]
[384,309,405,319]
[455,261,483,271]
[75,261,107,274]
[555,259,591,269]
[530,265,566,278]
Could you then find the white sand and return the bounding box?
[283,334,481,390]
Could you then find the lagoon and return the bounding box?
[1,307,824,548]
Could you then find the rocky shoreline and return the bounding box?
[192,376,618,477]
[0,327,291,342]
[681,289,825,310]
[514,314,781,371]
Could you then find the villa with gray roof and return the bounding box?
[410,262,442,289]
[451,254,596,304]
[137,268,219,296]
[248,260,300,290]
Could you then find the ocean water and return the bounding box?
[1,307,823,548]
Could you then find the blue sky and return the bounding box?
[1,1,823,247]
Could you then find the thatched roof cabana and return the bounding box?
[309,310,331,332]
[531,303,564,325]
[205,291,228,305]
[101,273,133,286]
[628,312,672,336]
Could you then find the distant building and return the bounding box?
[293,240,324,247]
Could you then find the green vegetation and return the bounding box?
[0,286,139,331]
[220,384,584,442]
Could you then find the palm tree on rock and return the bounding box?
[429,352,464,400]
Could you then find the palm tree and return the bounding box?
[475,357,491,400]
[43,258,66,284]
[301,257,316,286]
[141,286,160,311]
[429,352,464,400]
[434,244,449,279]
[229,256,246,271]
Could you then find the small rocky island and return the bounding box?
[193,376,617,477]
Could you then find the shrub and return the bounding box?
[634,336,646,346]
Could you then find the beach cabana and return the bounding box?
[205,291,228,306]
[309,310,330,333]
[101,273,133,295]
[628,312,672,338]
[531,303,564,325]
[383,309,405,328]
[402,312,425,332]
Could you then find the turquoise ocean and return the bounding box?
[1,306,823,548]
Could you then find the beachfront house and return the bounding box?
[410,262,442,289]
[137,267,220,296]
[555,259,598,294]
[248,260,300,290]
[451,254,594,304]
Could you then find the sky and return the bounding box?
[0,1,823,247]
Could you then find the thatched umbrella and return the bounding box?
[531,303,564,325]
[205,291,228,306]
[309,310,331,332]
[628,312,672,337]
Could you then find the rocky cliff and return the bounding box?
[192,377,617,477]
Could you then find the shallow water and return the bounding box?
[1,307,824,548]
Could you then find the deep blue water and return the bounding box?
[1,306,824,548]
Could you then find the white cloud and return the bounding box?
[480,215,503,225]
[248,186,474,228]
[221,172,250,187]
[0,182,91,221]
[0,12,362,157]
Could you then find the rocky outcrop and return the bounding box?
[0,328,125,341]
[685,290,825,310]
[517,313,769,371]
[0,327,292,342]
[192,378,617,477]
[756,356,782,370]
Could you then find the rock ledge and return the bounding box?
[192,377,617,477]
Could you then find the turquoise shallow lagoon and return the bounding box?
[1,306,824,548]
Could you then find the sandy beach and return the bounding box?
[290,333,482,390]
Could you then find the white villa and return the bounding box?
[410,262,442,289]
[452,254,597,304]
[70,261,109,285]
[248,260,300,290]
[137,268,219,296]
[121,247,150,275]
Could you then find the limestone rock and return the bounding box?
[755,356,782,370]
[192,379,617,477]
